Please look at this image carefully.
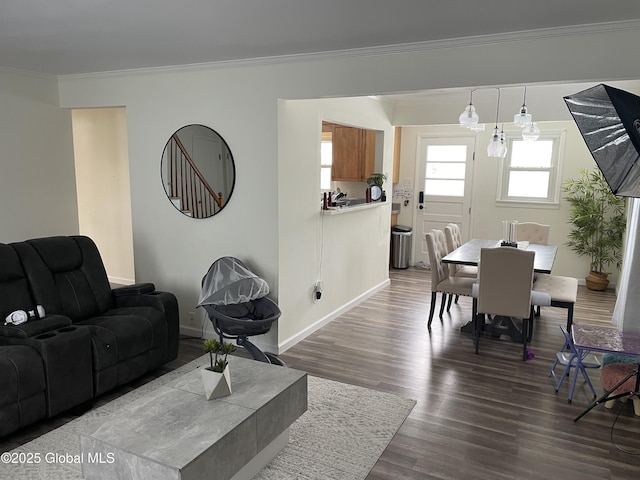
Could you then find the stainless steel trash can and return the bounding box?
[391,225,412,269]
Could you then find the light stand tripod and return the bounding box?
[574,361,640,422]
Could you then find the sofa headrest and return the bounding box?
[26,236,82,273]
[12,236,114,321]
[0,243,26,282]
[0,243,37,319]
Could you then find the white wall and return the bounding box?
[56,24,640,351]
[392,80,640,286]
[59,66,283,345]
[277,97,394,349]
[72,107,135,284]
[397,121,617,283]
[0,68,78,243]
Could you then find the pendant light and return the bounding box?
[513,86,533,127]
[459,90,479,129]
[499,125,508,158]
[487,89,506,157]
[522,122,541,141]
[487,127,501,157]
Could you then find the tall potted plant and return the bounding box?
[562,168,626,290]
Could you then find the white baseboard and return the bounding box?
[277,279,391,354]
[576,278,617,289]
[179,325,205,338]
[179,278,390,356]
[108,276,134,286]
[178,324,280,355]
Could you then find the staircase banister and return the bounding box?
[171,134,223,208]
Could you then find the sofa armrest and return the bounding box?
[112,283,156,296]
[114,290,180,361]
[0,315,71,339]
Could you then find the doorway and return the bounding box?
[71,107,135,285]
[413,135,476,267]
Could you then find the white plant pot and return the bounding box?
[201,365,232,400]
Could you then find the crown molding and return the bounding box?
[58,20,640,81]
[0,65,57,79]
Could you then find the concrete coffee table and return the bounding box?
[81,356,307,480]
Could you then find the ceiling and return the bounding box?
[2,0,640,76]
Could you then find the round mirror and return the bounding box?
[161,124,236,218]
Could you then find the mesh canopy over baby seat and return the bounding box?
[197,257,284,365]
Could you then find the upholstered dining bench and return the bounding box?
[532,274,578,331]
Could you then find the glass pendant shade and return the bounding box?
[487,89,504,157]
[513,86,533,127]
[499,130,508,157]
[459,104,479,128]
[487,127,503,157]
[513,106,532,127]
[522,122,540,141]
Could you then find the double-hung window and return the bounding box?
[497,131,565,207]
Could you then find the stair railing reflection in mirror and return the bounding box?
[167,134,223,218]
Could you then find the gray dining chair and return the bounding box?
[443,223,477,310]
[516,221,551,316]
[472,247,550,360]
[444,224,477,279]
[425,230,475,329]
[516,222,550,245]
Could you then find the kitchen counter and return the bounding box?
[322,201,387,215]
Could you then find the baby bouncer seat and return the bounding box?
[197,256,285,366]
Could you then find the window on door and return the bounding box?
[497,132,565,206]
[413,136,475,268]
[425,145,467,197]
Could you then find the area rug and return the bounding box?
[3,355,416,480]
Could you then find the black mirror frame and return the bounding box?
[160,124,236,219]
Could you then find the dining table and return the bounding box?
[443,239,558,340]
[442,238,558,273]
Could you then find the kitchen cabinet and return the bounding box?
[361,129,376,180]
[324,123,376,182]
[392,127,401,184]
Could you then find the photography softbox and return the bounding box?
[566,84,640,336]
[564,84,640,197]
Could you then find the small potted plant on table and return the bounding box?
[202,338,236,400]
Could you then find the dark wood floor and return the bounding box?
[3,268,639,479]
[277,268,640,479]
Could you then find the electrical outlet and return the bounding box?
[313,281,324,303]
[189,311,196,325]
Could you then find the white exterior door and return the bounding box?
[413,135,476,267]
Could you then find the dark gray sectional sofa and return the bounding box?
[0,236,179,438]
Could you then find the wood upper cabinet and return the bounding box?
[392,127,401,184]
[332,125,362,181]
[361,129,376,180]
[325,122,377,182]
